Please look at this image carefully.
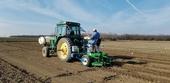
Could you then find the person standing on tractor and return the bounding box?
[90,28,101,52]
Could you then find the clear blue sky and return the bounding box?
[0,0,170,36]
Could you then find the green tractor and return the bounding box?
[38,21,112,67]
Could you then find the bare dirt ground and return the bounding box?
[0,41,170,83]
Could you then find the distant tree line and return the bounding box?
[101,33,170,41]
[10,35,40,38]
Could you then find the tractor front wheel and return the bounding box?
[81,55,91,67]
[42,46,49,57]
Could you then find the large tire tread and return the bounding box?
[57,38,73,62]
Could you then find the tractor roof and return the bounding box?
[57,21,80,26]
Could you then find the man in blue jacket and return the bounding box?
[90,28,101,52]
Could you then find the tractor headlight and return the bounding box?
[84,36,90,40]
[72,46,79,52]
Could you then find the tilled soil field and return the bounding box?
[0,41,170,83]
[0,58,46,83]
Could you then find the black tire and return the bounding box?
[42,46,49,57]
[57,38,72,62]
[81,55,91,67]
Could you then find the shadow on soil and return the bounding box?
[109,55,147,67]
[47,54,147,67]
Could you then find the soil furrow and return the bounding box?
[122,64,170,78]
[101,67,170,83]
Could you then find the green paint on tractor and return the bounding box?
[88,52,112,67]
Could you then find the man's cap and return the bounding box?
[93,28,97,32]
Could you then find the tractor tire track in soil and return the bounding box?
[45,68,97,81]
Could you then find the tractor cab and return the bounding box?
[55,21,83,46]
[56,21,81,37]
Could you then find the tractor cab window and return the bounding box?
[56,25,66,36]
[72,26,80,35]
[67,26,80,36]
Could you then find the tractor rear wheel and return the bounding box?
[57,38,72,62]
[81,55,91,67]
[42,46,49,57]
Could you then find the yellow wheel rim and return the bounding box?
[60,42,68,59]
